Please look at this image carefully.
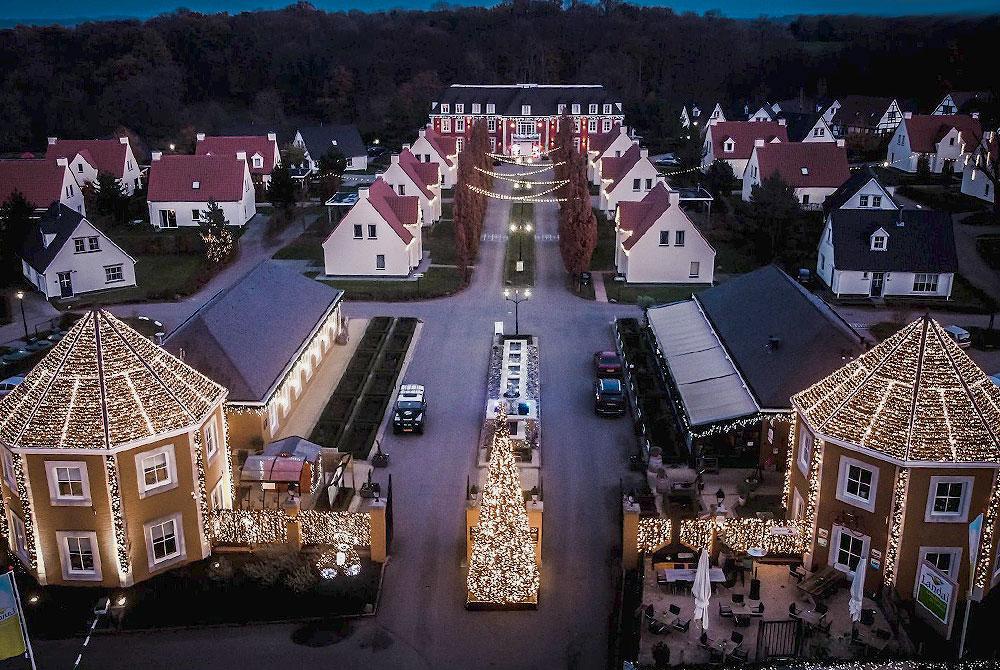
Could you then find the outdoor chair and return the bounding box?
[719,603,733,618]
[643,604,670,635]
[788,603,801,619]
[751,602,765,617]
[668,604,691,633]
[788,563,806,582]
[699,632,715,651]
[730,647,750,663]
[730,631,744,646]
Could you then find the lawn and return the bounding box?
[589,208,617,272]
[273,232,325,264]
[320,266,465,301]
[424,219,459,266]
[67,254,210,306]
[504,202,535,287]
[976,234,1000,271]
[603,274,710,305]
[895,185,988,212]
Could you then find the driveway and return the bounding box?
[33,166,643,669]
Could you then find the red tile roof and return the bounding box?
[398,149,437,199]
[147,155,248,203]
[710,121,788,161]
[902,114,983,153]
[196,135,279,175]
[619,183,672,251]
[755,142,850,189]
[423,126,457,167]
[0,159,69,208]
[588,124,623,157]
[45,138,128,178]
[601,143,642,191]
[368,178,416,244]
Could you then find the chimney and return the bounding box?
[47,137,57,145]
[903,111,912,119]
[402,143,411,152]
[656,174,668,185]
[196,132,206,142]
[754,139,766,147]
[56,157,68,167]
[836,139,846,148]
[236,151,247,161]
[390,154,400,165]
[767,335,781,351]
[359,187,370,200]
[267,132,277,142]
[777,118,787,126]
[151,151,163,161]
[640,147,648,158]
[418,129,426,138]
[971,112,980,120]
[119,137,129,144]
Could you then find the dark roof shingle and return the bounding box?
[829,209,958,273]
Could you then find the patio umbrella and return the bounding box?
[692,548,712,632]
[849,554,867,622]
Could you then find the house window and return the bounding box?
[490,138,496,152]
[146,515,184,566]
[797,427,814,475]
[455,104,464,114]
[46,461,91,506]
[571,104,580,115]
[802,194,810,205]
[9,514,27,561]
[211,480,227,510]
[573,138,580,152]
[723,140,734,153]
[589,104,598,114]
[442,118,451,133]
[557,104,566,115]
[471,103,481,114]
[159,210,177,228]
[603,104,612,115]
[252,156,263,169]
[397,184,405,196]
[919,547,961,578]
[87,237,99,251]
[820,254,825,270]
[73,238,85,253]
[791,489,805,521]
[872,195,882,207]
[486,103,495,114]
[644,179,653,190]
[368,224,377,239]
[456,118,466,133]
[457,139,464,152]
[897,134,905,146]
[58,532,101,580]
[77,163,84,173]
[632,178,641,191]
[588,119,597,133]
[658,231,670,246]
[204,418,218,461]
[66,184,74,197]
[487,117,496,132]
[353,224,363,239]
[913,273,939,292]
[515,119,535,136]
[949,137,956,146]
[675,230,685,246]
[689,261,700,278]
[837,456,878,512]
[440,104,450,114]
[813,127,825,137]
[872,235,886,251]
[135,445,177,497]
[104,265,124,283]
[833,527,867,573]
[859,195,869,207]
[2,448,14,488]
[192,209,202,222]
[521,105,531,116]
[376,254,386,271]
[926,476,973,522]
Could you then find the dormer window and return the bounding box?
[800,167,809,175]
[571,104,580,115]
[471,103,481,114]
[557,104,566,115]
[192,181,200,189]
[521,105,531,116]
[252,155,263,169]
[723,139,735,153]
[859,195,869,207]
[872,234,887,251]
[486,103,495,114]
[603,104,612,115]
[440,104,450,114]
[589,104,598,114]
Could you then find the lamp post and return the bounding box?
[504,287,531,336]
[509,222,534,262]
[15,291,28,341]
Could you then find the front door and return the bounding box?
[159,209,177,228]
[57,272,73,298]
[870,272,885,298]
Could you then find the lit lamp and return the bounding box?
[15,290,28,341]
[503,288,531,336]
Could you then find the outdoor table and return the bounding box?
[657,568,726,583]
[798,609,826,626]
[797,566,844,601]
[730,602,752,626]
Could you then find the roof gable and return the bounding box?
[45,139,128,178]
[823,169,897,212]
[902,114,982,153]
[710,122,788,161]
[828,209,957,273]
[148,155,247,203]
[0,159,70,208]
[755,142,850,189]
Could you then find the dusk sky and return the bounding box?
[3,0,999,22]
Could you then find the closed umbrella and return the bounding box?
[692,548,712,632]
[849,554,867,622]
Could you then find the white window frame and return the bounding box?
[368,224,377,239]
[252,155,263,169]
[485,103,495,114]
[872,235,886,251]
[454,103,464,114]
[440,103,450,114]
[56,530,102,581]
[925,476,974,523]
[571,104,580,115]
[589,103,598,114]
[521,104,531,116]
[603,119,612,133]
[913,273,939,293]
[689,261,700,278]
[797,426,814,476]
[134,444,178,498]
[723,140,735,153]
[441,118,451,133]
[835,455,878,513]
[104,265,124,283]
[588,119,597,133]
[487,117,496,132]
[45,460,92,506]
[830,525,869,576]
[8,512,28,563]
[376,254,386,271]
[873,195,882,207]
[471,103,481,114]
[455,118,466,133]
[658,231,670,246]
[859,194,869,207]
[144,513,186,570]
[675,230,685,247]
[210,479,227,510]
[603,104,612,115]
[917,546,962,579]
[791,489,805,521]
[2,448,15,489]
[203,417,219,462]
[557,104,566,115]
[353,224,363,239]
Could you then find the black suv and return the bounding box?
[594,378,626,417]
[392,384,426,434]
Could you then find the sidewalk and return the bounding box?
[592,271,609,303]
[0,291,61,346]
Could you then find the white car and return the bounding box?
[0,376,25,397]
[989,373,1000,388]
[942,325,971,349]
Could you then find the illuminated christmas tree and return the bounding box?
[467,406,540,605]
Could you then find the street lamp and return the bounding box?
[15,291,28,341]
[509,222,534,261]
[503,287,531,336]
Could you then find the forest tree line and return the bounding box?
[0,0,998,158]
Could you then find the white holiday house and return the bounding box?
[816,209,957,300]
[409,125,459,188]
[0,158,85,215]
[147,152,256,228]
[322,178,422,277]
[587,125,634,186]
[380,148,441,226]
[822,168,899,212]
[960,131,997,205]
[742,140,850,208]
[886,112,982,174]
[614,181,715,284]
[196,133,280,188]
[292,125,368,173]
[598,144,659,216]
[20,203,136,299]
[702,121,788,176]
[45,137,143,195]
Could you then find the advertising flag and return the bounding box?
[0,573,26,660]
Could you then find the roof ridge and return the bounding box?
[93,311,113,450]
[902,317,930,460]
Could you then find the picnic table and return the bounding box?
[797,566,844,601]
[730,602,752,626]
[657,567,726,584]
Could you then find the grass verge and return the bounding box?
[320,266,465,301]
[603,275,710,305]
[504,202,535,287]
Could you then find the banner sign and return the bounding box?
[916,562,955,625]
[0,573,26,661]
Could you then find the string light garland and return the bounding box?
[761,662,1000,670]
[637,517,673,553]
[11,453,37,569]
[466,183,567,203]
[717,519,809,555]
[316,539,362,578]
[974,469,1000,589]
[803,438,825,532]
[476,164,563,179]
[299,510,371,546]
[208,509,287,544]
[192,429,212,548]
[104,455,131,576]
[883,467,909,587]
[680,519,714,552]
[781,420,797,510]
[467,406,540,605]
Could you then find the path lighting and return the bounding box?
[15,290,28,341]
[509,222,534,261]
[504,288,531,336]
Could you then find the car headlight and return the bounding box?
[394,413,401,420]
[414,413,423,421]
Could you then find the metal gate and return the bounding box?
[756,618,803,662]
[384,474,394,552]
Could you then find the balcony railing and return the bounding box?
[512,132,540,141]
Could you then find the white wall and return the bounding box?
[816,219,836,288]
[961,166,995,204]
[148,196,254,228]
[381,161,441,225]
[830,270,954,299]
[929,127,969,174]
[322,199,419,276]
[28,219,137,298]
[410,135,457,188]
[887,123,917,172]
[616,198,716,284]
[59,168,86,215]
[837,180,898,210]
[590,133,635,185]
[601,158,660,214]
[794,186,838,208]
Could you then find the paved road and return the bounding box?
[32,167,642,669]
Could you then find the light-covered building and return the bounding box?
[45,136,143,195]
[147,152,256,228]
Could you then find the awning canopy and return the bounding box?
[647,300,758,428]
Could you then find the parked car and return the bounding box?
[654,153,679,166]
[989,372,1000,388]
[943,325,972,349]
[593,351,623,377]
[392,384,426,434]
[0,376,24,398]
[594,378,627,416]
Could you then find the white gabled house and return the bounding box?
[887,112,982,174]
[147,152,256,228]
[816,209,957,300]
[380,148,442,225]
[681,102,725,129]
[20,203,136,299]
[196,133,280,188]
[933,91,990,116]
[292,125,368,173]
[587,125,634,186]
[598,144,659,216]
[409,125,459,188]
[45,137,143,195]
[742,139,850,208]
[0,158,85,215]
[822,168,898,212]
[615,181,715,284]
[960,131,997,205]
[702,121,788,176]
[322,178,422,277]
